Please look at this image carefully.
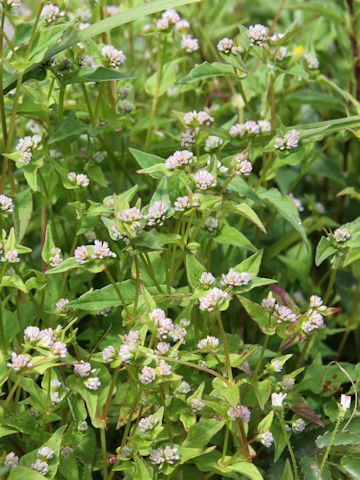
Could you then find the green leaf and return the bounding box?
[145,59,182,97]
[42,224,56,264]
[315,237,336,266]
[130,148,166,180]
[281,459,294,480]
[214,224,257,252]
[227,202,266,233]
[178,61,241,84]
[183,418,224,448]
[46,257,79,274]
[8,467,46,480]
[185,254,206,289]
[50,112,88,143]
[64,67,135,85]
[259,188,309,248]
[239,296,276,335]
[340,457,360,480]
[14,188,32,242]
[67,280,136,312]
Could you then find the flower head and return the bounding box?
[248,24,268,46]
[102,45,126,68]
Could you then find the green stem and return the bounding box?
[279,411,299,480]
[100,427,108,480]
[254,335,270,377]
[324,268,336,304]
[319,412,343,475]
[215,310,233,382]
[105,269,130,318]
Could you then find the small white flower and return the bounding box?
[261,296,276,312]
[199,287,229,311]
[79,55,96,68]
[181,128,197,147]
[275,46,288,61]
[16,135,41,164]
[31,459,49,475]
[217,37,234,53]
[227,404,251,422]
[183,111,214,127]
[1,249,19,263]
[273,305,297,323]
[91,240,116,260]
[305,53,319,70]
[51,341,67,358]
[333,227,351,243]
[248,24,268,46]
[156,17,169,30]
[4,452,19,468]
[270,359,283,373]
[259,431,274,447]
[155,342,170,354]
[74,245,90,264]
[274,129,300,150]
[174,194,199,212]
[0,194,14,213]
[197,335,219,351]
[165,150,193,169]
[204,216,219,233]
[157,359,172,376]
[176,381,191,394]
[193,169,216,190]
[77,421,88,432]
[139,366,156,384]
[67,172,90,187]
[258,119,272,132]
[191,398,205,412]
[56,298,69,312]
[205,135,224,151]
[302,309,324,334]
[84,377,101,390]
[74,361,93,377]
[101,45,126,68]
[175,19,190,33]
[150,308,174,339]
[38,447,54,460]
[150,446,179,466]
[24,326,40,342]
[162,8,180,25]
[7,352,32,371]
[340,394,351,411]
[181,36,199,53]
[138,414,158,432]
[309,295,324,308]
[102,345,116,362]
[271,392,286,407]
[281,376,295,392]
[41,4,63,24]
[292,418,306,433]
[146,201,168,226]
[49,247,63,267]
[289,193,304,212]
[199,272,216,288]
[220,269,252,288]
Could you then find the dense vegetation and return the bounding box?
[0,0,360,479]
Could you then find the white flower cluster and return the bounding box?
[333,227,351,243]
[197,335,219,351]
[50,379,66,405]
[174,194,199,212]
[193,169,216,190]
[79,55,96,68]
[102,330,140,364]
[305,53,319,70]
[259,431,274,447]
[217,37,243,55]
[183,111,214,127]
[101,45,126,68]
[181,128,197,147]
[138,414,159,432]
[0,194,14,213]
[248,24,268,46]
[229,120,271,138]
[117,207,143,235]
[220,269,252,288]
[227,403,251,422]
[41,4,64,24]
[22,325,67,358]
[302,295,326,334]
[199,271,216,288]
[275,46,288,61]
[232,152,252,176]
[199,287,229,311]
[292,418,306,433]
[74,240,116,263]
[205,135,224,151]
[49,247,63,267]
[0,243,19,263]
[274,129,300,150]
[7,352,32,371]
[165,150,193,169]
[6,0,21,8]
[149,445,180,466]
[204,216,219,233]
[74,360,95,377]
[56,297,69,312]
[181,36,199,53]
[156,8,180,30]
[146,201,168,226]
[271,392,286,407]
[4,452,19,468]
[191,397,205,412]
[16,135,41,164]
[84,377,101,390]
[67,172,90,188]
